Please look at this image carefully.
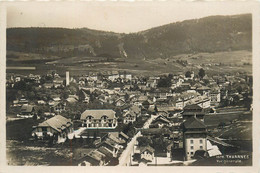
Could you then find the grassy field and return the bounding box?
[6,50,252,76]
[6,140,72,166]
[204,111,252,127]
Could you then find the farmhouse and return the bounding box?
[17,104,35,118]
[32,115,73,142]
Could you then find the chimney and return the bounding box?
[66,71,70,86]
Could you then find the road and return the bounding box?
[207,111,248,115]
[118,115,156,166]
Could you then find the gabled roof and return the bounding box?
[21,104,34,113]
[37,115,72,132]
[97,146,114,159]
[153,116,171,124]
[197,86,211,90]
[119,132,129,140]
[115,98,126,104]
[130,105,141,115]
[183,116,206,129]
[184,104,202,110]
[138,95,148,102]
[108,133,125,144]
[123,110,135,117]
[80,109,116,120]
[87,150,105,161]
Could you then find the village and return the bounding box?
[6,68,252,166]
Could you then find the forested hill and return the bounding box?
[7,13,252,59]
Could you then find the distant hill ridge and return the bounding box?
[7,13,252,59]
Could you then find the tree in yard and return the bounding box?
[79,136,84,144]
[185,71,192,78]
[154,105,158,113]
[34,133,38,141]
[142,100,150,110]
[157,76,172,88]
[137,136,151,147]
[48,135,54,147]
[198,68,205,79]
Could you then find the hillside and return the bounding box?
[7,13,252,60]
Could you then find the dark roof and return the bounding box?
[153,116,171,124]
[21,104,34,113]
[87,150,105,161]
[183,117,206,129]
[184,104,202,110]
[119,132,129,140]
[97,146,114,159]
[37,115,72,132]
[80,109,116,120]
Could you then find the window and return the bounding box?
[42,127,47,132]
[191,146,194,150]
[190,139,193,144]
[191,152,194,155]
[200,139,203,144]
[200,146,203,150]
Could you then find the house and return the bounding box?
[78,150,107,166]
[32,115,73,142]
[210,89,221,107]
[13,97,29,107]
[66,95,79,103]
[108,71,119,81]
[114,98,126,107]
[43,82,53,89]
[37,100,46,105]
[123,105,141,124]
[139,146,155,162]
[196,86,211,96]
[141,128,171,138]
[123,110,136,124]
[182,116,207,160]
[187,95,211,109]
[180,83,191,90]
[81,109,118,128]
[150,115,171,128]
[51,102,66,113]
[79,90,90,103]
[98,138,121,157]
[53,78,64,88]
[119,132,129,142]
[17,104,35,118]
[107,133,125,146]
[130,105,141,117]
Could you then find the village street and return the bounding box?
[118,115,157,166]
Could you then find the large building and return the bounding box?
[182,104,205,122]
[182,116,207,161]
[80,109,118,128]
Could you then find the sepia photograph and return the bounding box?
[2,1,258,170]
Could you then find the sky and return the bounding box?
[7,1,255,33]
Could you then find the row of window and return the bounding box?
[190,146,203,150]
[86,123,116,127]
[190,139,203,144]
[84,119,113,123]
